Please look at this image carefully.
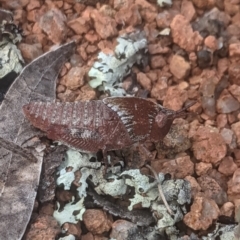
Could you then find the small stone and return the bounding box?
[170,14,203,52]
[220,202,234,217]
[64,66,87,90]
[39,203,54,216]
[228,62,240,85]
[115,4,142,26]
[218,156,238,177]
[148,44,170,55]
[150,78,168,101]
[68,16,91,35]
[150,55,166,69]
[195,162,212,176]
[91,10,118,39]
[229,43,240,57]
[24,214,61,240]
[220,128,235,145]
[197,175,228,205]
[216,114,228,129]
[169,55,191,80]
[39,8,67,44]
[62,222,82,239]
[152,155,194,179]
[85,30,100,44]
[83,209,113,235]
[204,35,218,51]
[110,220,136,240]
[86,45,98,54]
[185,176,201,198]
[192,126,227,165]
[163,85,188,111]
[136,72,152,91]
[81,233,94,240]
[75,84,97,101]
[216,92,240,114]
[57,89,79,102]
[224,0,240,16]
[217,58,229,75]
[229,84,240,102]
[197,50,212,69]
[26,0,41,11]
[181,0,196,22]
[156,10,178,28]
[192,0,216,9]
[227,168,240,200]
[231,122,240,147]
[18,43,43,63]
[183,195,220,231]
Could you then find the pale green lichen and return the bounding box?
[88,31,147,96]
[53,197,85,226]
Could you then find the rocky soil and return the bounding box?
[1,0,240,239]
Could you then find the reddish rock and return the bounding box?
[26,0,40,11]
[68,16,91,35]
[231,122,240,147]
[136,72,152,91]
[195,162,212,176]
[185,176,201,198]
[224,0,240,16]
[110,220,136,240]
[220,128,235,147]
[229,84,240,102]
[24,214,61,240]
[220,202,234,217]
[191,0,215,9]
[39,8,67,44]
[163,85,188,111]
[204,35,218,51]
[62,222,82,239]
[150,78,168,101]
[85,30,100,44]
[218,156,238,177]
[181,0,196,22]
[229,43,240,57]
[217,58,229,76]
[227,168,240,200]
[169,55,191,80]
[75,84,97,101]
[197,175,227,205]
[81,232,94,240]
[152,155,194,179]
[135,0,157,23]
[192,126,227,166]
[217,91,240,114]
[228,62,240,85]
[57,89,79,102]
[150,55,166,69]
[115,4,142,26]
[156,10,178,29]
[39,203,54,216]
[148,44,170,55]
[216,114,228,129]
[91,10,118,39]
[183,195,220,231]
[63,66,87,90]
[2,0,30,9]
[18,43,43,63]
[170,14,203,52]
[86,44,98,54]
[83,209,113,235]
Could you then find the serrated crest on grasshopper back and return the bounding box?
[23,97,195,156]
